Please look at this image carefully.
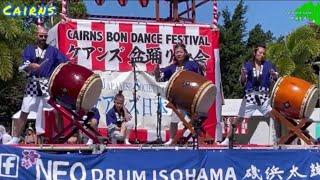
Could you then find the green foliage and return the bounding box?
[266,25,320,83]
[219,0,247,98]
[247,24,274,49]
[69,1,87,18]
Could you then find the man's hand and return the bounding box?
[27,63,41,72]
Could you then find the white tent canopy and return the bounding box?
[12,110,37,120]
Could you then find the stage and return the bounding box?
[1,144,320,179]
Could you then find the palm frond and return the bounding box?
[292,66,317,83]
[287,26,316,52]
[0,41,14,80]
[291,39,320,65]
[276,57,296,76]
[266,42,290,65]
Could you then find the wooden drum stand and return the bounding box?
[271,109,315,145]
[166,102,214,148]
[47,98,104,144]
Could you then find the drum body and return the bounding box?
[48,63,102,113]
[270,76,317,119]
[166,70,216,117]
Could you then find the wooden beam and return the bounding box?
[192,0,195,23]
[173,0,179,21]
[178,0,209,17]
[156,0,160,21]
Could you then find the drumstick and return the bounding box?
[39,59,49,68]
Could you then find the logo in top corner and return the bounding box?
[293,1,320,25]
[0,154,19,178]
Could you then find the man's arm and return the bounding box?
[19,46,40,73]
[55,48,68,63]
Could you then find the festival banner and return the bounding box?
[49,19,221,138]
[1,145,320,179]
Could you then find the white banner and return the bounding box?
[95,71,173,130]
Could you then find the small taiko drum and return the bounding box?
[270,76,318,119]
[48,63,102,113]
[166,70,216,117]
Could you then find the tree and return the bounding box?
[219,0,247,98]
[247,24,274,49]
[243,24,275,63]
[266,25,320,83]
[0,0,87,118]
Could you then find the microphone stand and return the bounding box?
[312,62,320,122]
[131,58,140,144]
[156,93,163,144]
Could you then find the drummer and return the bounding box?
[220,43,279,146]
[153,43,204,145]
[6,26,68,144]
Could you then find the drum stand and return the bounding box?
[47,98,103,144]
[271,109,315,145]
[166,102,212,149]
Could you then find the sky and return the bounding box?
[84,0,313,38]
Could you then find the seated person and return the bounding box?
[85,106,100,145]
[106,91,133,145]
[24,127,37,144]
[0,125,12,144]
[67,131,80,144]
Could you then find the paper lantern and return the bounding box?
[118,0,128,6]
[95,0,105,6]
[139,0,149,7]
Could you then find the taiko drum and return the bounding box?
[48,63,102,113]
[270,76,318,119]
[166,70,216,117]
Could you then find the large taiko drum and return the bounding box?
[270,76,318,119]
[166,70,216,117]
[48,63,102,113]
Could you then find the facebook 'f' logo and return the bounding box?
[0,154,19,178]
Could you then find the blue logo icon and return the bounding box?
[0,154,19,178]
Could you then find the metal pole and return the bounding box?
[132,60,139,144]
[156,93,163,143]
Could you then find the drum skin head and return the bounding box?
[303,87,318,118]
[195,83,216,117]
[78,74,102,112]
